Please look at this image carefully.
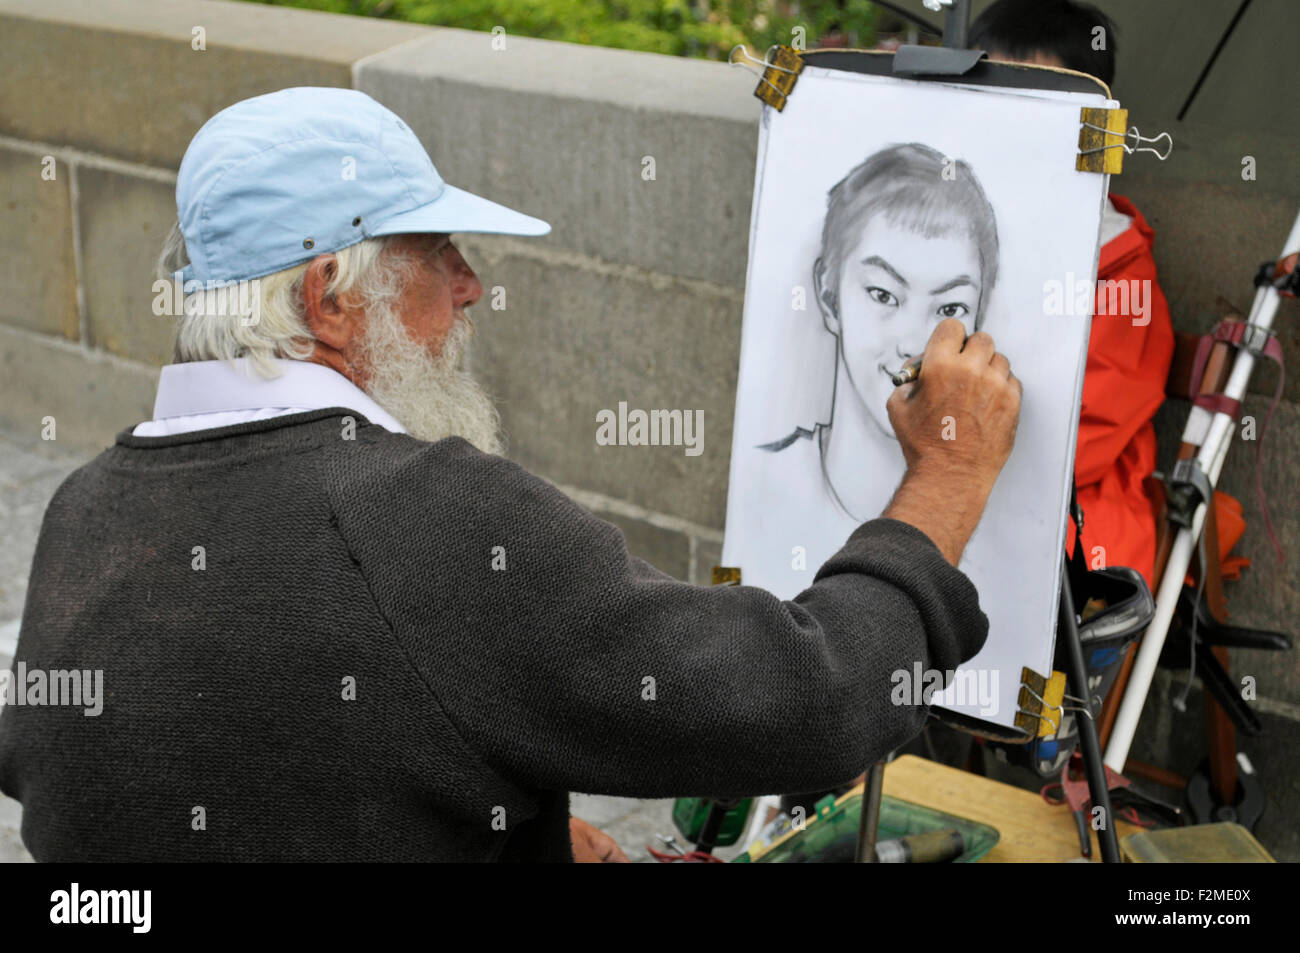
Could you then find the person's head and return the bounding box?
[969,0,1118,87]
[162,87,551,453]
[160,225,505,453]
[813,142,998,439]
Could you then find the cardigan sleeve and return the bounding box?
[324,431,988,799]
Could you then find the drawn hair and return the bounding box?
[818,142,999,329]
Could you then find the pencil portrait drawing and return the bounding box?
[722,68,1108,728]
[759,143,1000,523]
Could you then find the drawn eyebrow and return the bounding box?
[929,275,976,295]
[860,256,908,288]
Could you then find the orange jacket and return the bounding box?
[1066,194,1175,589]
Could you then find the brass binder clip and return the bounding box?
[711,566,742,586]
[730,44,805,112]
[1015,667,1068,737]
[1077,107,1172,174]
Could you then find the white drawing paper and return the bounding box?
[721,66,1113,731]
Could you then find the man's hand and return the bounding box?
[883,318,1022,565]
[569,816,630,863]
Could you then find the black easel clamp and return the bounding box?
[1166,458,1212,530]
[1254,257,1300,297]
[891,44,984,77]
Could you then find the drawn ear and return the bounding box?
[813,257,840,335]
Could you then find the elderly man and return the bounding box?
[0,88,1021,862]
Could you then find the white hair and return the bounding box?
[355,302,504,455]
[156,223,408,379]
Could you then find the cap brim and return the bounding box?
[371,184,551,239]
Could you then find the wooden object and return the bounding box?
[845,755,1141,863]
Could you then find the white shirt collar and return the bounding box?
[148,358,408,435]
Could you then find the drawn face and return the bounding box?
[833,216,982,439]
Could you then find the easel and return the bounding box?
[698,2,1144,864]
[840,0,1122,865]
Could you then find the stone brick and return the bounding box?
[79,167,180,366]
[0,0,429,167]
[692,537,724,587]
[0,324,156,454]
[597,512,691,582]
[458,239,740,529]
[356,28,759,287]
[0,147,78,340]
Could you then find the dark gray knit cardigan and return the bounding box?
[0,409,986,861]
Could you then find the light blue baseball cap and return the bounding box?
[175,87,551,283]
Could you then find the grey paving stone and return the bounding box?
[0,429,90,624]
[0,795,32,863]
[0,421,89,864]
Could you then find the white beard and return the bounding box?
[354,306,505,455]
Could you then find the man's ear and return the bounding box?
[813,257,840,336]
[300,253,354,351]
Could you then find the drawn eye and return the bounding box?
[865,287,898,306]
[937,302,970,319]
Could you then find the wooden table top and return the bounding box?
[849,754,1141,863]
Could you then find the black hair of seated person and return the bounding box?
[969,0,1118,88]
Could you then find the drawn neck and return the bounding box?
[821,354,905,522]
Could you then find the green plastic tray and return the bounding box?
[735,792,1000,863]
